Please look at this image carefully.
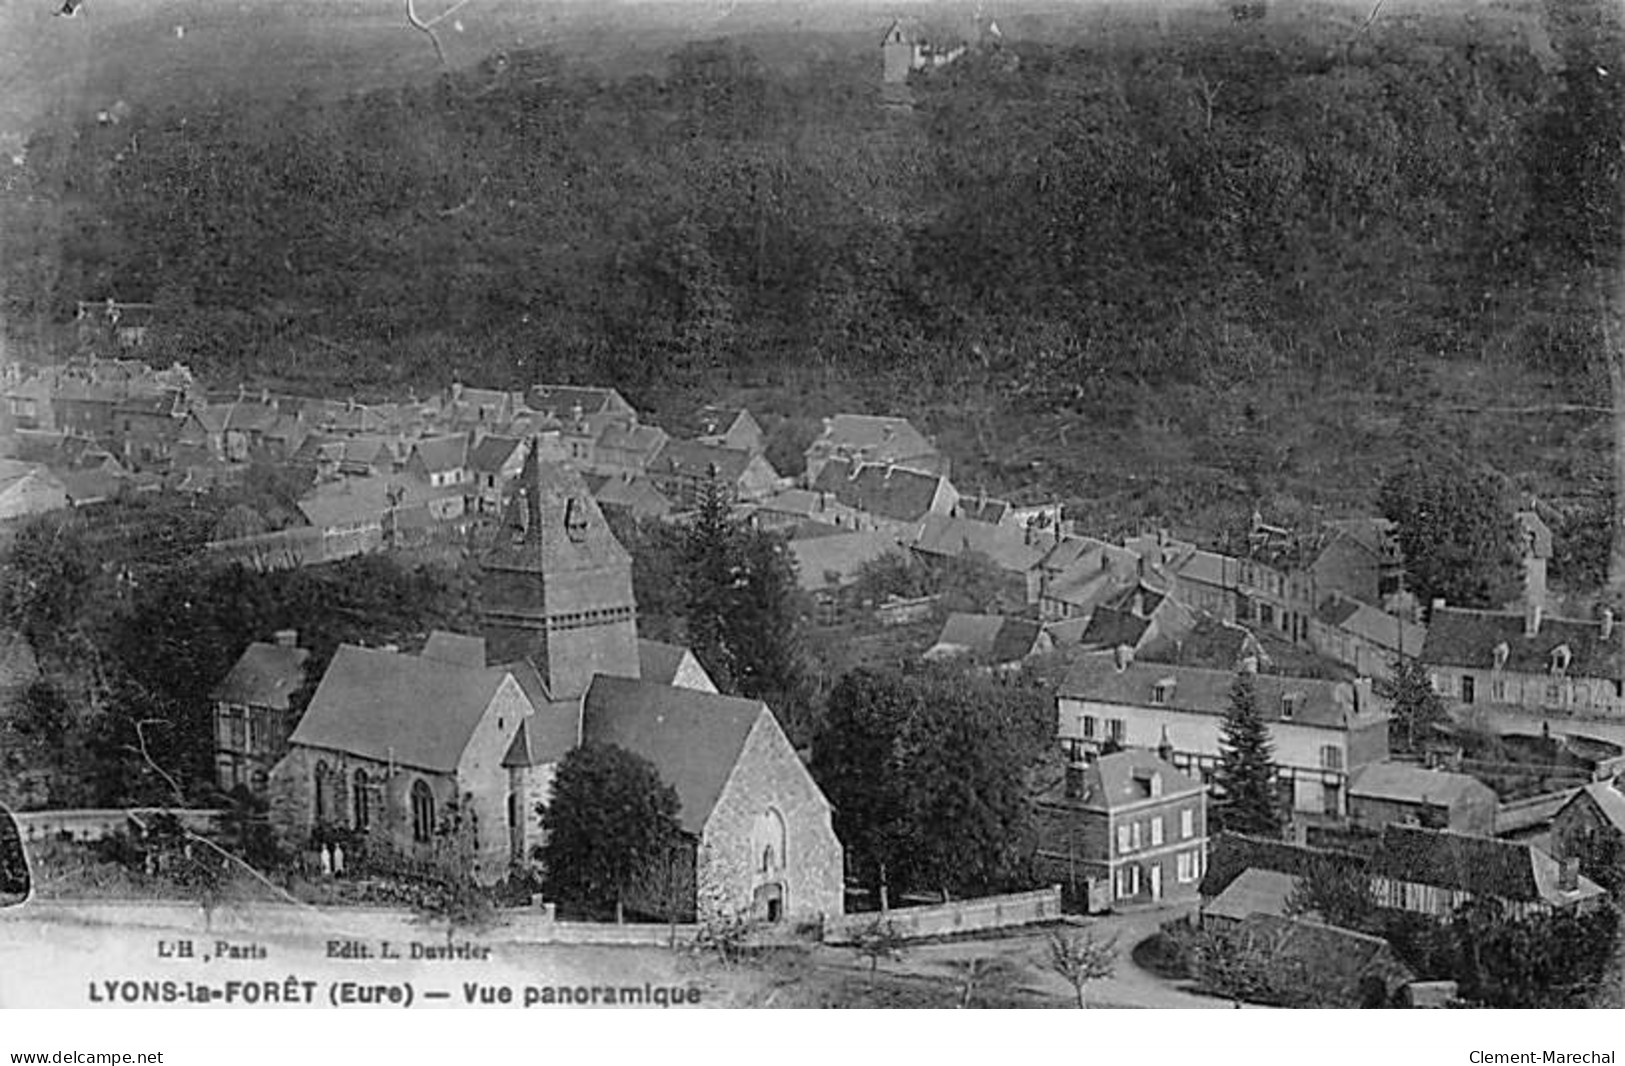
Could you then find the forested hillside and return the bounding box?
[2,1,1621,563]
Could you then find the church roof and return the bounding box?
[481,441,632,575]
[582,675,765,836]
[290,644,514,773]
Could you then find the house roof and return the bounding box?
[598,422,669,459]
[809,414,936,464]
[527,385,630,420]
[581,675,766,836]
[1078,606,1153,651]
[1074,749,1202,811]
[500,669,579,768]
[409,435,467,474]
[651,439,758,484]
[756,488,826,519]
[1347,763,1493,808]
[592,475,673,518]
[1421,606,1621,679]
[1373,825,1606,907]
[1060,657,1383,730]
[912,513,1052,572]
[1141,615,1265,672]
[289,644,517,773]
[926,612,1044,665]
[1204,868,1302,923]
[1561,778,1625,835]
[954,495,1011,525]
[789,532,900,592]
[1315,594,1427,654]
[213,641,312,711]
[811,459,950,524]
[470,435,525,475]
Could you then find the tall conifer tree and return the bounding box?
[1212,668,1283,837]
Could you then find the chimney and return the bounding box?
[1558,857,1580,892]
[1064,761,1087,801]
[273,629,298,648]
[1157,725,1174,765]
[1602,608,1615,642]
[1133,589,1146,618]
[451,381,464,402]
[1525,601,1543,638]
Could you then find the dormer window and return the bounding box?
[1151,679,1176,705]
[1492,641,1510,671]
[1281,692,1303,721]
[1551,644,1572,676]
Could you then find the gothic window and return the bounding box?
[412,781,435,844]
[753,808,787,874]
[314,761,329,823]
[352,769,371,831]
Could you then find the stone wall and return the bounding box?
[696,710,843,926]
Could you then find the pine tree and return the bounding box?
[1379,656,1448,755]
[1212,669,1283,837]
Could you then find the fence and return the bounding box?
[874,594,940,627]
[13,808,226,843]
[822,886,1064,945]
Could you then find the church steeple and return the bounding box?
[479,439,640,699]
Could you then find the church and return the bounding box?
[265,443,844,925]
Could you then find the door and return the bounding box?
[1149,863,1162,902]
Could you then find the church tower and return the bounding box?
[480,440,641,699]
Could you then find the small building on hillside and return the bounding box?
[1421,602,1623,716]
[923,612,1050,672]
[1548,776,1625,892]
[1346,763,1498,836]
[788,532,900,625]
[1201,867,1301,928]
[1309,593,1426,682]
[911,513,1054,610]
[809,458,958,540]
[213,630,313,796]
[803,414,945,485]
[1033,749,1208,910]
[690,406,765,455]
[647,439,779,509]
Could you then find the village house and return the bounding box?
[1368,824,1607,918]
[1309,593,1427,681]
[444,382,513,429]
[809,458,959,540]
[267,446,845,922]
[590,473,674,522]
[803,414,946,485]
[1057,654,1390,818]
[689,406,765,455]
[1421,601,1624,716]
[1033,749,1208,910]
[469,435,530,514]
[0,460,68,521]
[911,513,1055,610]
[1200,866,1302,928]
[923,613,1052,672]
[404,434,470,489]
[1037,536,1144,622]
[647,439,780,509]
[1548,776,1625,892]
[75,299,157,351]
[1076,580,1197,658]
[750,488,838,532]
[591,422,670,480]
[213,630,312,795]
[788,531,901,626]
[1345,763,1498,836]
[527,384,636,425]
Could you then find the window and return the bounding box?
[1081,715,1097,740]
[1176,851,1197,883]
[1281,693,1302,721]
[1320,745,1343,771]
[352,770,371,831]
[1116,825,1131,854]
[412,781,435,844]
[313,761,329,823]
[1461,675,1475,704]
[1180,809,1195,839]
[1151,680,1174,705]
[1150,817,1164,847]
[1492,679,1507,702]
[1130,822,1143,850]
[1107,719,1126,744]
[1323,782,1341,816]
[1546,682,1561,705]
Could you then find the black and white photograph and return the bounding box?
[0,0,1622,1035]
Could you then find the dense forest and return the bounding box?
[2,1,1622,548]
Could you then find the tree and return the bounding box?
[1379,656,1449,755]
[1211,669,1283,837]
[1045,927,1119,1008]
[1378,460,1522,611]
[539,743,682,923]
[852,917,907,986]
[1282,857,1379,933]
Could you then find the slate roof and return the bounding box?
[1060,657,1383,730]
[592,475,672,519]
[789,532,900,592]
[482,445,632,575]
[638,639,691,686]
[955,496,1011,525]
[597,422,669,460]
[809,414,936,464]
[756,488,827,519]
[1373,825,1606,907]
[500,670,579,769]
[290,644,517,773]
[1078,606,1152,651]
[1348,763,1493,808]
[1204,868,1302,923]
[650,439,758,484]
[1558,778,1625,835]
[213,640,311,710]
[470,435,525,475]
[581,675,767,836]
[1421,606,1621,679]
[420,631,488,669]
[409,435,467,474]
[912,513,1051,572]
[1315,594,1427,653]
[926,613,1044,665]
[1071,749,1202,811]
[527,385,630,420]
[811,459,949,524]
[1141,616,1265,672]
